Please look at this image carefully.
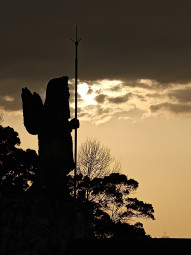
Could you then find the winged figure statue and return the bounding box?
[21,76,79,192]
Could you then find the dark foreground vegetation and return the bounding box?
[4,125,189,254]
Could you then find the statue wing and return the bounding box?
[21,88,43,135]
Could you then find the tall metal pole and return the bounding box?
[71,26,81,200]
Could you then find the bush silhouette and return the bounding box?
[0,125,38,194]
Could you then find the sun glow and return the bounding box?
[78,83,96,105]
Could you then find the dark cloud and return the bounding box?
[110,85,122,92]
[168,88,191,103]
[108,93,132,104]
[96,106,110,116]
[77,112,91,118]
[135,94,146,101]
[146,93,162,98]
[87,88,93,94]
[150,102,191,114]
[1,1,191,82]
[95,94,108,103]
[1,0,191,111]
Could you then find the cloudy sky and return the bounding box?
[1,0,191,238]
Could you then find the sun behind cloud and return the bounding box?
[77,83,96,106]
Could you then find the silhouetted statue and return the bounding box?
[21,76,79,192]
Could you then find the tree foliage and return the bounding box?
[74,173,154,223]
[0,125,38,194]
[0,126,154,239]
[72,138,155,238]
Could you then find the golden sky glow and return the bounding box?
[1,0,191,239]
[2,77,191,238]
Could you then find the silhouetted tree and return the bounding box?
[77,138,121,200]
[78,138,121,179]
[76,173,154,221]
[74,139,155,238]
[0,125,154,239]
[0,125,38,194]
[112,222,149,240]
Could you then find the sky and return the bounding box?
[1,0,191,238]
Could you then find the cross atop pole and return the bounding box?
[71,26,81,200]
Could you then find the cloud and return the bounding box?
[87,88,93,94]
[94,115,113,125]
[110,85,123,92]
[168,88,191,103]
[96,106,110,116]
[95,92,132,105]
[2,0,191,121]
[3,74,191,125]
[0,0,191,87]
[146,93,162,98]
[95,94,108,103]
[150,102,191,115]
[3,96,14,102]
[108,93,132,104]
